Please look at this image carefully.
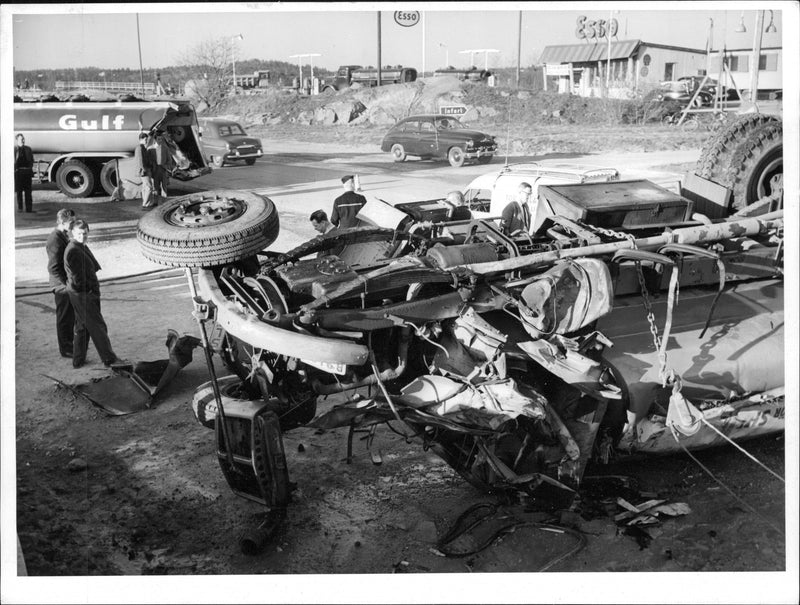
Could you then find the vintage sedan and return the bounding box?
[380,114,497,167]
[198,117,263,167]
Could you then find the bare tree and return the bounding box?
[177,37,232,106]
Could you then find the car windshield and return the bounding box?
[436,118,464,130]
[218,124,246,136]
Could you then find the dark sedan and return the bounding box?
[198,118,263,167]
[380,114,496,167]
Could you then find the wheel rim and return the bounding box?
[392,145,404,159]
[165,193,248,228]
[754,156,783,200]
[450,149,463,163]
[66,170,86,189]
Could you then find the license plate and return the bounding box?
[302,358,347,375]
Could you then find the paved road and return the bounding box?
[11,147,700,286]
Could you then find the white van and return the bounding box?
[463,162,620,233]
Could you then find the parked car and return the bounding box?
[198,118,263,167]
[380,114,496,167]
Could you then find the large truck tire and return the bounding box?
[99,161,119,196]
[55,160,95,198]
[725,121,783,211]
[694,113,778,184]
[137,190,280,268]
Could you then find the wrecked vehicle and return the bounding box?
[136,115,784,539]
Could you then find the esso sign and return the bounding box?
[394,11,420,27]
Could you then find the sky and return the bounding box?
[6,2,787,74]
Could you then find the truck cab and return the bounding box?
[463,162,621,230]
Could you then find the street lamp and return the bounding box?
[230,34,243,94]
[438,43,449,67]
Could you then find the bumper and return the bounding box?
[196,269,370,366]
[464,146,497,159]
[225,149,263,161]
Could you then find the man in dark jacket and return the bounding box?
[64,219,121,368]
[15,133,35,212]
[46,208,76,357]
[134,132,156,209]
[330,175,366,229]
[500,182,533,236]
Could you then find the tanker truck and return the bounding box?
[13,99,210,198]
[321,64,417,92]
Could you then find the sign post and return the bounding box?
[439,105,467,116]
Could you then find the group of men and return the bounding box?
[309,175,535,242]
[46,209,122,369]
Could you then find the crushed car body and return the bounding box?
[136,114,784,525]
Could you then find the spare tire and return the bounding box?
[726,121,783,211]
[137,189,280,267]
[694,113,778,184]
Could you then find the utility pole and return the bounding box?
[516,11,522,88]
[749,10,765,106]
[136,14,145,96]
[377,11,382,86]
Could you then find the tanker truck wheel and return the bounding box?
[56,160,95,198]
[99,161,119,196]
[136,189,280,268]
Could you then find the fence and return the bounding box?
[55,81,156,93]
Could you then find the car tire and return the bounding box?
[99,160,119,196]
[448,146,466,168]
[725,121,783,212]
[191,375,257,430]
[211,155,225,168]
[55,160,95,198]
[477,155,493,165]
[136,189,280,268]
[694,113,779,185]
[390,144,407,162]
[244,158,257,166]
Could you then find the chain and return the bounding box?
[634,261,670,384]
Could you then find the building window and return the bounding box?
[727,55,749,72]
[759,54,778,71]
[664,62,676,81]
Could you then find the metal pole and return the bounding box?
[231,40,236,95]
[377,11,382,86]
[422,11,426,77]
[749,10,765,106]
[606,10,612,94]
[136,14,145,96]
[516,11,522,88]
[184,268,236,469]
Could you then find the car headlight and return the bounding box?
[226,143,233,151]
[466,140,475,148]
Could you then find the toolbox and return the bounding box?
[537,180,694,230]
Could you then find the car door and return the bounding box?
[394,120,419,155]
[418,119,438,158]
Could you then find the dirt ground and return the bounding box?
[5,124,796,604]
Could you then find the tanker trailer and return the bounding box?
[13,100,210,198]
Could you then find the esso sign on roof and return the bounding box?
[394,11,420,27]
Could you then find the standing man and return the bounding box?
[500,182,533,236]
[15,133,35,213]
[46,209,76,358]
[134,132,156,209]
[331,175,366,229]
[64,220,121,369]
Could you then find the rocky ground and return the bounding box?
[6,86,795,604]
